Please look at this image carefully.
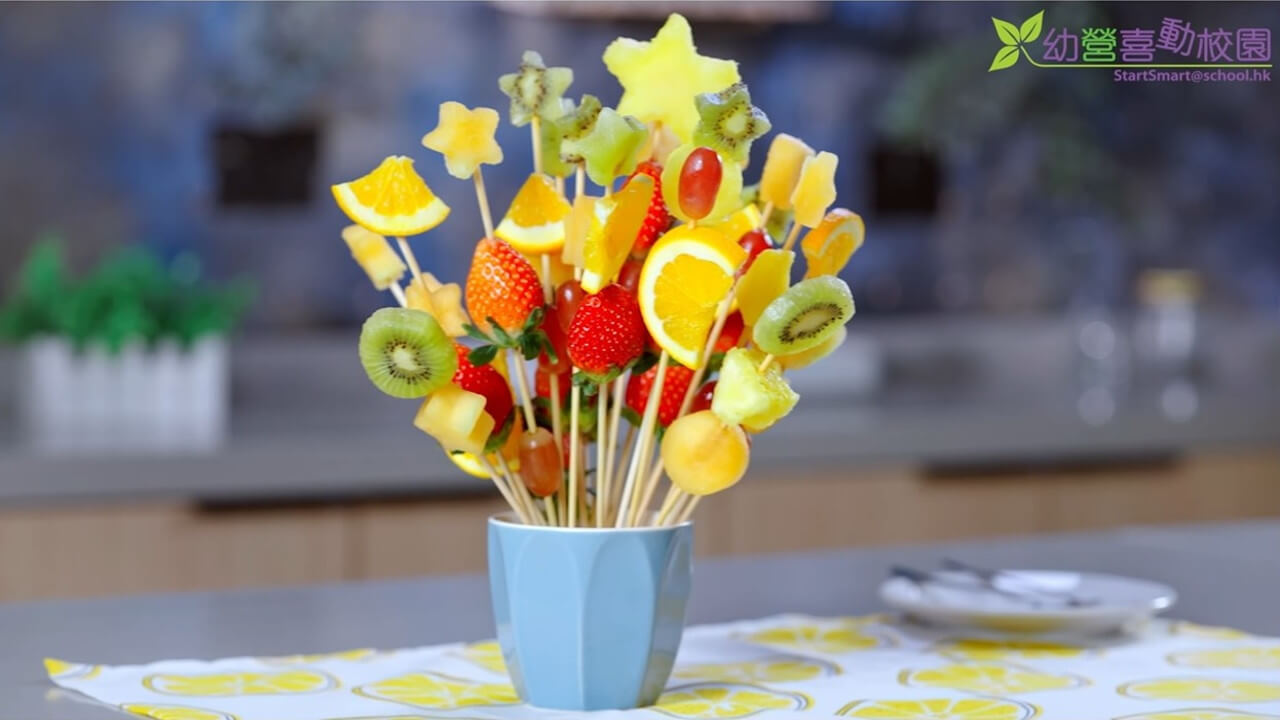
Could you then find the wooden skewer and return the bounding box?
[474,167,496,239]
[674,494,700,525]
[758,354,775,373]
[507,350,538,435]
[610,425,636,519]
[567,385,581,527]
[555,176,566,196]
[575,165,585,199]
[545,495,558,526]
[781,220,803,252]
[758,201,775,230]
[479,455,529,524]
[595,381,609,527]
[616,351,668,526]
[497,454,543,526]
[531,117,544,175]
[388,283,408,308]
[602,378,626,526]
[395,237,431,297]
[655,487,684,525]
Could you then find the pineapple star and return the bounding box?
[498,50,573,127]
[604,13,740,143]
[421,101,504,179]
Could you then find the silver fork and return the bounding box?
[940,558,1099,607]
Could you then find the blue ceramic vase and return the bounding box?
[487,515,693,711]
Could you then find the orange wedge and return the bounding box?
[802,208,864,278]
[332,156,450,237]
[495,174,571,253]
[582,174,653,293]
[638,225,745,368]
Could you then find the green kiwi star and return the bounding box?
[498,50,573,127]
[561,108,647,187]
[692,82,771,164]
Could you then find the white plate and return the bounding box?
[879,570,1177,635]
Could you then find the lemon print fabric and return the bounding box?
[121,705,238,720]
[455,640,508,675]
[655,683,811,718]
[143,670,336,696]
[1119,677,1280,703]
[1115,710,1280,720]
[935,637,1087,661]
[741,617,890,655]
[673,656,840,684]
[258,648,377,665]
[355,671,518,710]
[837,697,1039,719]
[1169,647,1280,669]
[44,657,102,681]
[901,663,1086,695]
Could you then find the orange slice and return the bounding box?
[638,225,745,367]
[802,208,864,278]
[581,174,653,293]
[494,174,571,253]
[332,156,450,237]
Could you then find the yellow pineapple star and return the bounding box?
[604,13,740,143]
[422,101,504,180]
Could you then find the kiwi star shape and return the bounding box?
[561,108,648,187]
[604,13,740,142]
[693,83,771,164]
[498,50,573,127]
[421,102,504,180]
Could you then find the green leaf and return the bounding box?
[988,45,1020,72]
[469,345,499,366]
[1019,10,1044,43]
[991,17,1020,46]
[489,318,514,347]
[462,323,491,343]
[620,406,642,427]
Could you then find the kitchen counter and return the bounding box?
[1,316,1276,506]
[1,519,1278,717]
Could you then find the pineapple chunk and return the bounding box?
[342,225,406,290]
[405,272,470,337]
[414,384,495,455]
[711,347,798,432]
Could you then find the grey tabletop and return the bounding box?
[2,520,1277,718]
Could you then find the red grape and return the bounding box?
[617,258,644,295]
[714,312,744,353]
[690,381,717,413]
[678,147,722,221]
[554,280,585,333]
[518,428,563,497]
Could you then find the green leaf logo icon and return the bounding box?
[989,9,1044,72]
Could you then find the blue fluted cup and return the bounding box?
[487,514,693,711]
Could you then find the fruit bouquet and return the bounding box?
[331,14,863,530]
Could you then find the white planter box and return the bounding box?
[18,337,229,454]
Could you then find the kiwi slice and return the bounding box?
[779,324,846,370]
[359,307,457,398]
[752,276,854,356]
[555,94,603,164]
[692,83,771,165]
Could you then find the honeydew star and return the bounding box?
[604,13,740,143]
[421,102,504,180]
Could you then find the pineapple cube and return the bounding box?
[405,272,469,338]
[711,348,799,433]
[414,384,495,455]
[343,225,406,290]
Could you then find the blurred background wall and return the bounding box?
[2,1,1277,326]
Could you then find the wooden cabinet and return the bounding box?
[1,450,1277,602]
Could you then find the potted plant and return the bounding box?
[0,237,251,453]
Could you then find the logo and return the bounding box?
[989,9,1272,79]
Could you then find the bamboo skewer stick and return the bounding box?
[474,167,496,239]
[595,381,609,527]
[497,454,543,526]
[601,378,626,525]
[611,425,636,517]
[567,386,581,527]
[479,456,529,523]
[655,487,683,525]
[616,351,668,526]
[508,350,538,434]
[674,494,700,525]
[758,201,774,230]
[545,496,558,526]
[758,354,775,373]
[531,118,544,175]
[575,166,586,199]
[395,237,431,297]
[389,283,408,308]
[780,220,803,252]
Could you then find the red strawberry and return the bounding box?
[567,284,646,379]
[626,161,671,258]
[535,367,571,403]
[465,237,544,333]
[452,344,514,429]
[714,311,745,354]
[626,363,695,427]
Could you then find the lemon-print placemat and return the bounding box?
[46,614,1280,719]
